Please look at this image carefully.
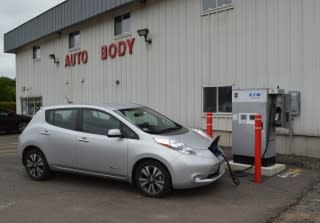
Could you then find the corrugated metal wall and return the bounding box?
[15,0,320,141]
[4,0,135,53]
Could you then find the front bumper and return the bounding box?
[193,165,225,184]
[171,150,225,189]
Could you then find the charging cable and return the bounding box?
[208,136,240,186]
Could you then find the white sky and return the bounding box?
[0,0,65,79]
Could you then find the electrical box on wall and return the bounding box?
[274,93,291,129]
[289,91,301,116]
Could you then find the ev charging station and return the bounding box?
[231,88,300,175]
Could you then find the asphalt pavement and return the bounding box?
[0,134,319,223]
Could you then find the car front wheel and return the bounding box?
[135,160,172,198]
[24,149,51,180]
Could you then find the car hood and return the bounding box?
[155,129,212,151]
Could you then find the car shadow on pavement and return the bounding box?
[48,172,233,200]
[51,171,134,190]
[40,171,230,198]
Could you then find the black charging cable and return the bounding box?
[232,142,271,177]
[221,153,240,185]
[208,136,240,186]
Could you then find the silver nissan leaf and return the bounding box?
[18,104,225,197]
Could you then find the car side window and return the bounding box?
[0,110,8,116]
[46,109,79,131]
[82,109,138,139]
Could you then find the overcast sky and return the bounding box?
[0,0,65,79]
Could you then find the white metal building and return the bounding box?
[4,0,320,158]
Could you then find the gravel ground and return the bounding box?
[277,154,320,170]
[270,182,320,223]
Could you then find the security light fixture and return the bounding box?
[49,54,60,64]
[137,28,152,44]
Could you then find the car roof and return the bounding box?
[42,103,142,111]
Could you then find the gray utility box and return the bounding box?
[232,88,290,167]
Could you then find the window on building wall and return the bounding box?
[114,13,131,36]
[69,31,80,49]
[32,46,40,60]
[203,86,232,113]
[21,97,42,116]
[203,0,233,12]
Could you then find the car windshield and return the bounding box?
[116,107,182,134]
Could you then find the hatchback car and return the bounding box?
[0,109,32,133]
[18,104,225,197]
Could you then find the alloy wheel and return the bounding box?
[26,153,44,178]
[138,165,165,195]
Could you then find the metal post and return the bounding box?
[206,112,213,138]
[255,114,262,184]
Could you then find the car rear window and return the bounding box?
[45,109,79,131]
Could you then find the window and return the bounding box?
[0,110,8,116]
[114,13,131,36]
[21,97,42,116]
[203,86,232,113]
[117,107,182,135]
[203,0,233,12]
[69,31,80,49]
[82,109,138,139]
[46,109,79,131]
[32,46,40,60]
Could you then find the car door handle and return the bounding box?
[78,137,89,143]
[41,130,50,135]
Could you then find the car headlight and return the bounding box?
[153,137,197,155]
[192,129,212,140]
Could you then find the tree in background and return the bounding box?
[0,76,16,111]
[0,76,16,101]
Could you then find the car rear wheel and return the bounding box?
[18,122,27,133]
[135,160,172,198]
[24,149,51,181]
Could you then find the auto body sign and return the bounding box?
[65,38,135,67]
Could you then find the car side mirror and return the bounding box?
[107,129,122,138]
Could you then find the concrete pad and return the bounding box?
[227,161,287,176]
